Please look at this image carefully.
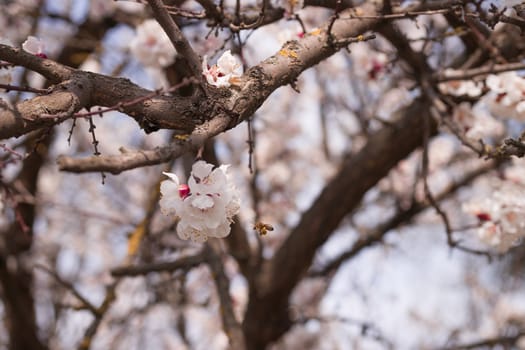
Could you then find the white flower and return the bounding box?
[462,182,525,252]
[202,50,243,88]
[452,102,504,140]
[485,72,525,120]
[22,36,46,58]
[439,73,482,97]
[130,19,177,68]
[159,161,240,243]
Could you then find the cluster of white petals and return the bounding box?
[439,74,482,97]
[202,50,243,88]
[159,161,240,243]
[130,19,177,68]
[452,102,504,140]
[22,36,46,58]
[462,183,525,252]
[485,71,525,120]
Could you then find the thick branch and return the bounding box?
[242,100,436,349]
[311,160,500,277]
[0,76,92,139]
[206,242,246,350]
[0,44,72,83]
[0,70,197,140]
[58,2,380,172]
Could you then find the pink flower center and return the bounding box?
[368,60,384,80]
[178,184,190,199]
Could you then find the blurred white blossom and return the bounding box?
[159,161,240,243]
[351,45,388,80]
[485,71,525,120]
[130,19,177,68]
[463,182,525,252]
[439,75,482,97]
[452,102,504,140]
[22,36,46,58]
[202,50,243,88]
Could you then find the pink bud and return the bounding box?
[178,184,190,199]
[36,53,47,59]
[297,32,304,38]
[476,212,491,222]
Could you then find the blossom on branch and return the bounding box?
[463,182,525,253]
[202,50,243,88]
[438,73,482,97]
[159,161,240,243]
[485,71,525,120]
[130,19,177,68]
[22,36,46,58]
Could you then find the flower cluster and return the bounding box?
[202,50,242,88]
[463,183,525,252]
[130,19,177,68]
[159,161,240,243]
[438,73,482,97]
[485,72,525,120]
[452,102,504,140]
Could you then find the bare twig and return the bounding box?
[0,83,48,94]
[34,264,99,316]
[111,253,205,277]
[438,331,525,350]
[435,61,525,82]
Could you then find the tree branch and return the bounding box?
[310,160,500,277]
[205,242,246,350]
[147,0,203,81]
[0,44,72,83]
[242,100,436,349]
[111,253,205,277]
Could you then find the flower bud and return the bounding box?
[178,184,190,199]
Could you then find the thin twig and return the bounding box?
[435,61,525,82]
[34,264,99,316]
[111,253,205,277]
